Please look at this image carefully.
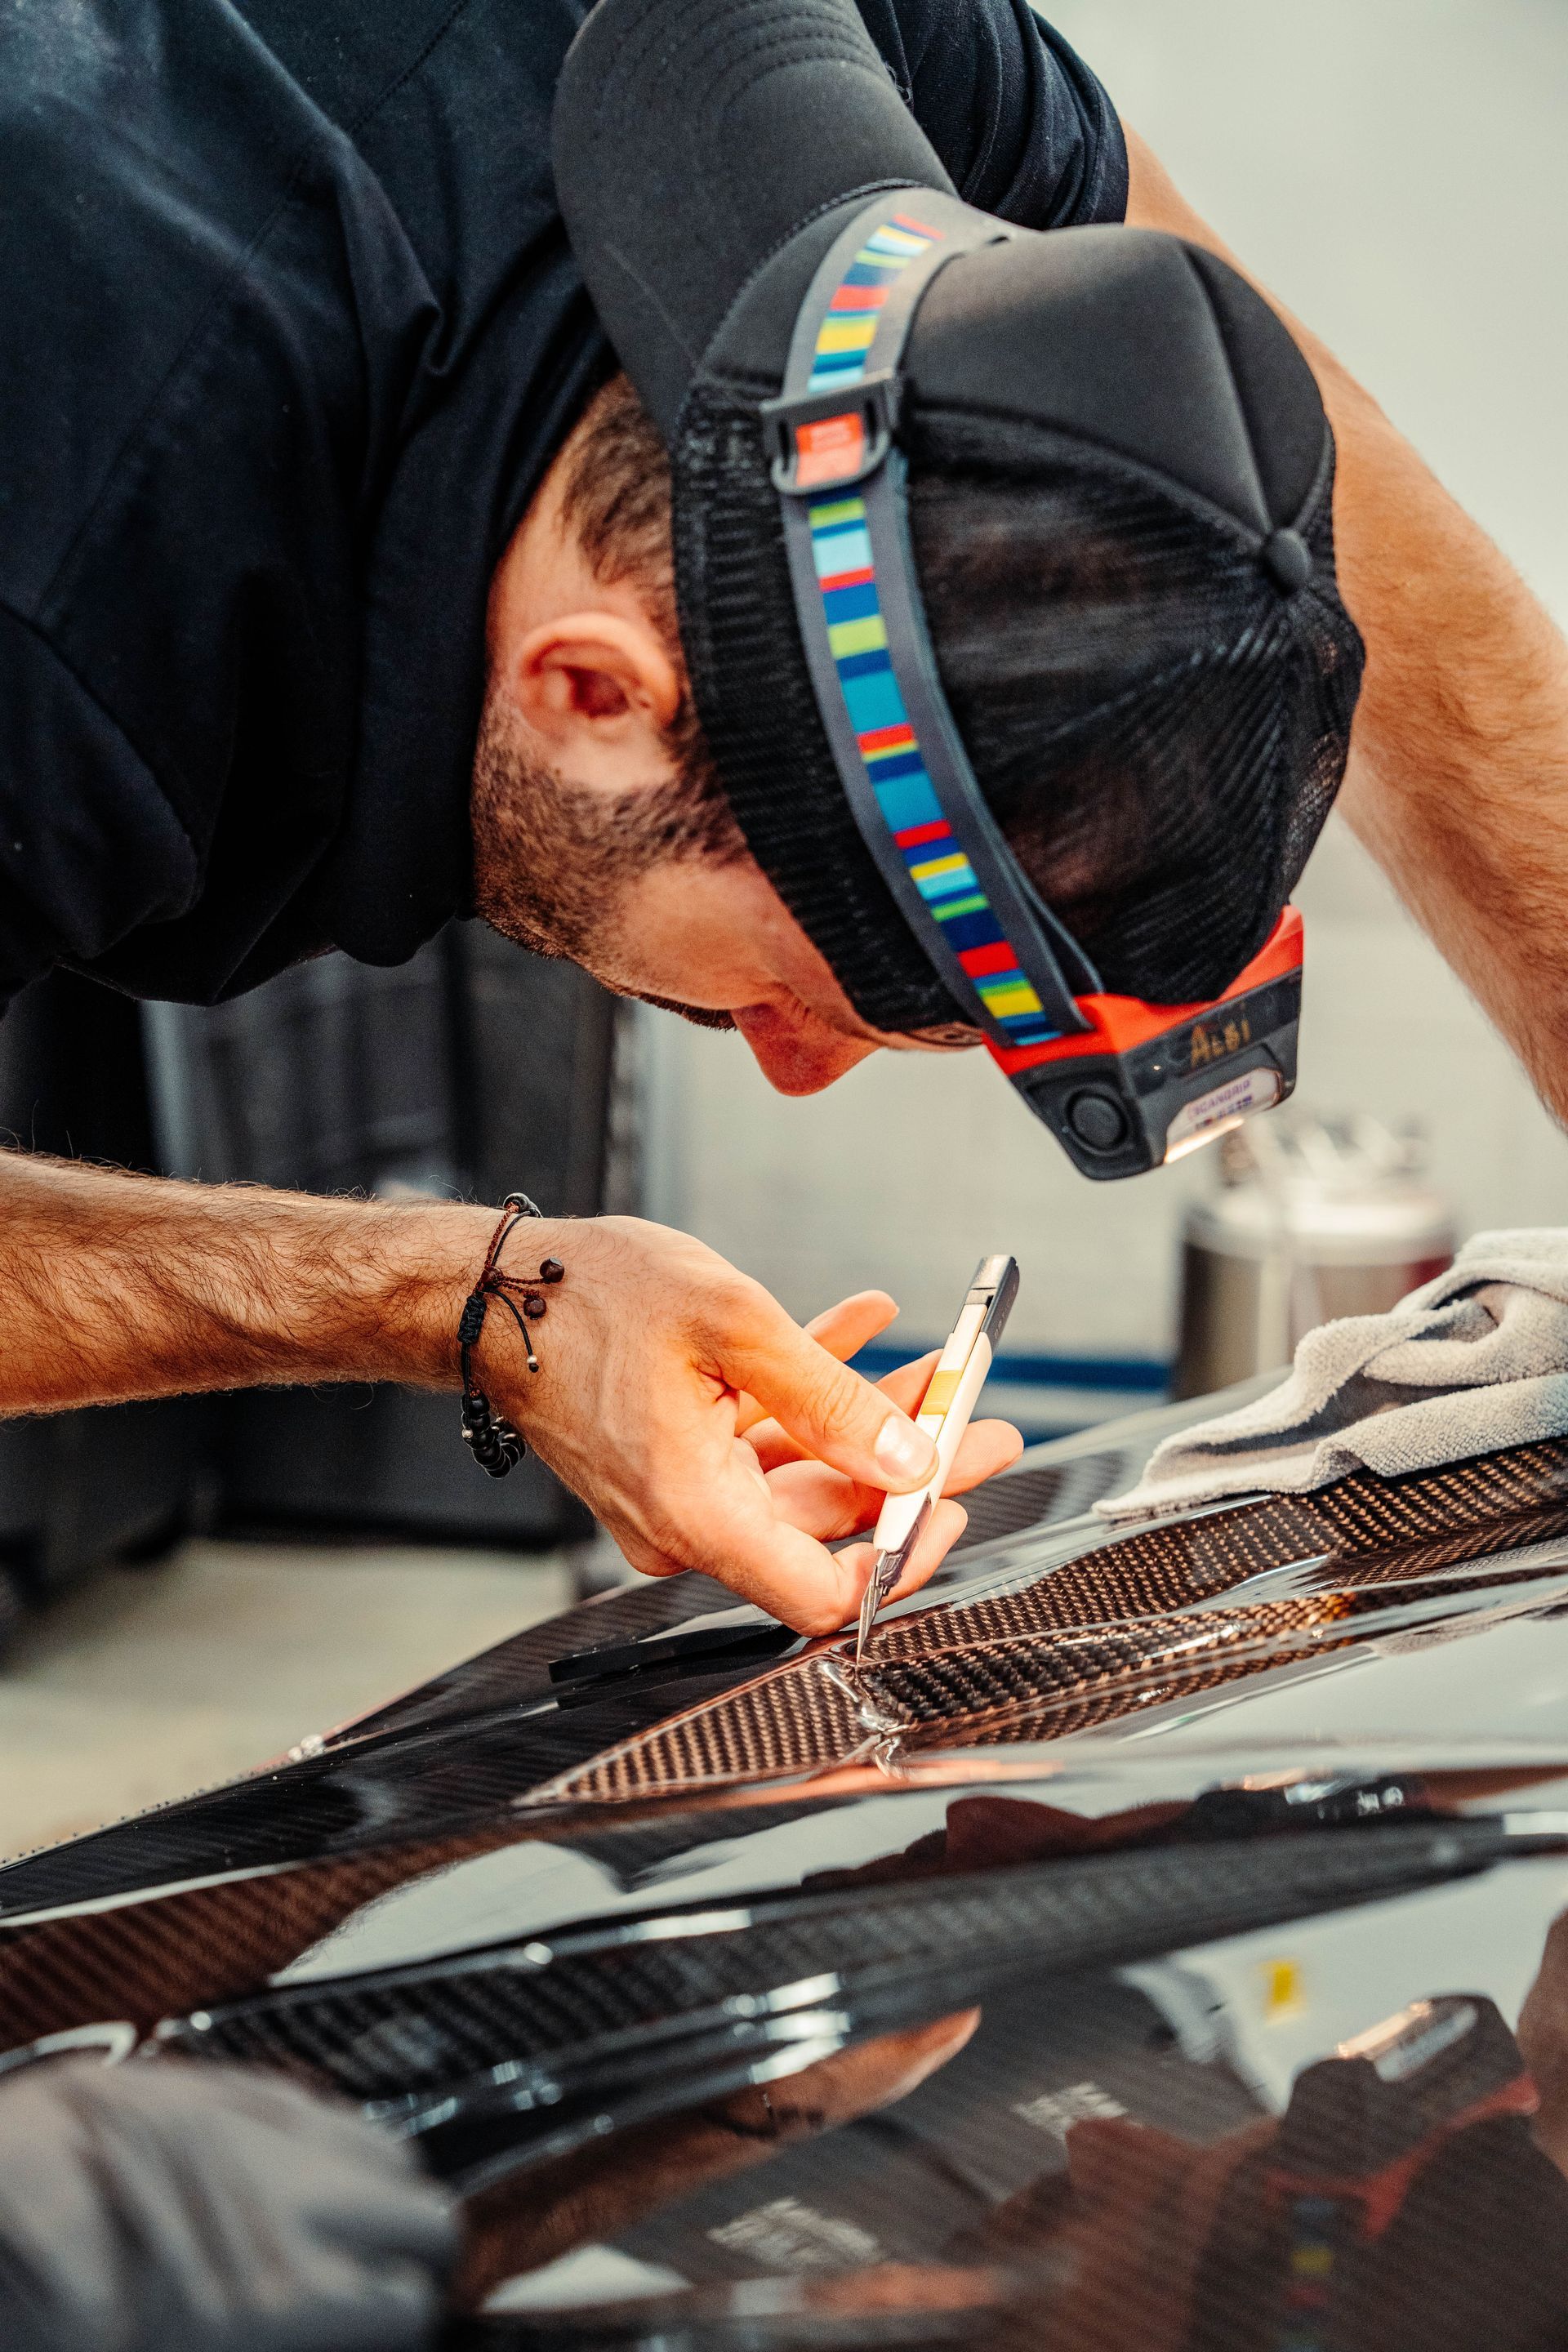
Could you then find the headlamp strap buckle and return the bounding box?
[762,370,901,495]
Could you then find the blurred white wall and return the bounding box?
[640,0,1568,1367]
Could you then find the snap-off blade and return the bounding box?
[854,1497,932,1663]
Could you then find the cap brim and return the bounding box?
[552,0,956,439]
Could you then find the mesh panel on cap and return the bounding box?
[911,415,1363,1001]
[675,380,1363,1027]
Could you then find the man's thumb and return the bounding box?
[728,1308,937,1491]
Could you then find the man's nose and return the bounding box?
[730,1004,879,1096]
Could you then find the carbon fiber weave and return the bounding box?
[542,1443,1568,1802]
[870,1524,1568,1674]
[876,1442,1568,1663]
[0,1652,782,1926]
[859,1576,1540,1745]
[546,1571,1565,1802]
[3,1442,1566,2056]
[0,1802,836,2055]
[0,1828,520,2049]
[154,1823,1509,2118]
[325,1572,739,1750]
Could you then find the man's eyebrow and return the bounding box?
[896,1022,984,1052]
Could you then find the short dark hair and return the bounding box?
[559,372,684,652]
[555,374,740,865]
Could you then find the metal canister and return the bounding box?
[1172,1116,1457,1399]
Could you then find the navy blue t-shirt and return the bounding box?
[0,0,1125,1012]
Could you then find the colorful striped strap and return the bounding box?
[767,194,1097,1050]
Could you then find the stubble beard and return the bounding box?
[468,689,982,1049]
[469,688,744,1030]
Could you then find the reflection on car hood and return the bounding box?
[4,1399,1568,2348]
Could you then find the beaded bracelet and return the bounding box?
[457,1192,564,1477]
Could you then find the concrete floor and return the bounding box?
[0,1541,573,1863]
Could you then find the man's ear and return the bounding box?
[506,611,682,782]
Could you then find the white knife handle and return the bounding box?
[871,1330,995,1554]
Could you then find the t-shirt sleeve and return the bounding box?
[0,603,199,1013]
[855,0,1128,229]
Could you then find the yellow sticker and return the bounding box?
[1263,1958,1303,2016]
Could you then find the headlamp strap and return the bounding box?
[765,193,1097,1048]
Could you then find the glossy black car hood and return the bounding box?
[5,1397,1568,2348]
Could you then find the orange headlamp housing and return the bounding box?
[989,910,1304,1180]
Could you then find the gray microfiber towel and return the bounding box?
[1099,1229,1568,1523]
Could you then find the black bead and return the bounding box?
[461,1391,526,1477]
[539,1257,565,1284]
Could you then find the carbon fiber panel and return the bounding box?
[0,1832,513,2047]
[3,1438,1566,2053]
[0,1803,839,2052]
[0,1659,781,1922]
[154,1822,1520,2147]
[552,1669,871,1805]
[327,1573,739,1749]
[548,1572,1564,1803]
[541,1442,1568,1802]
[879,1443,1568,1662]
[945,1454,1125,1552]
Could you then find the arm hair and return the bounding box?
[1125,127,1568,1128]
[0,1150,501,1414]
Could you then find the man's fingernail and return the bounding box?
[875,1415,937,1483]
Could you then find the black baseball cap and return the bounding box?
[552,0,1364,1037]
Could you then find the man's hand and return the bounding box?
[0,1154,1019,1636]
[478,1223,1022,1633]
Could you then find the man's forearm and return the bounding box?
[0,1152,1016,1635]
[0,1151,500,1414]
[1126,131,1568,1125]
